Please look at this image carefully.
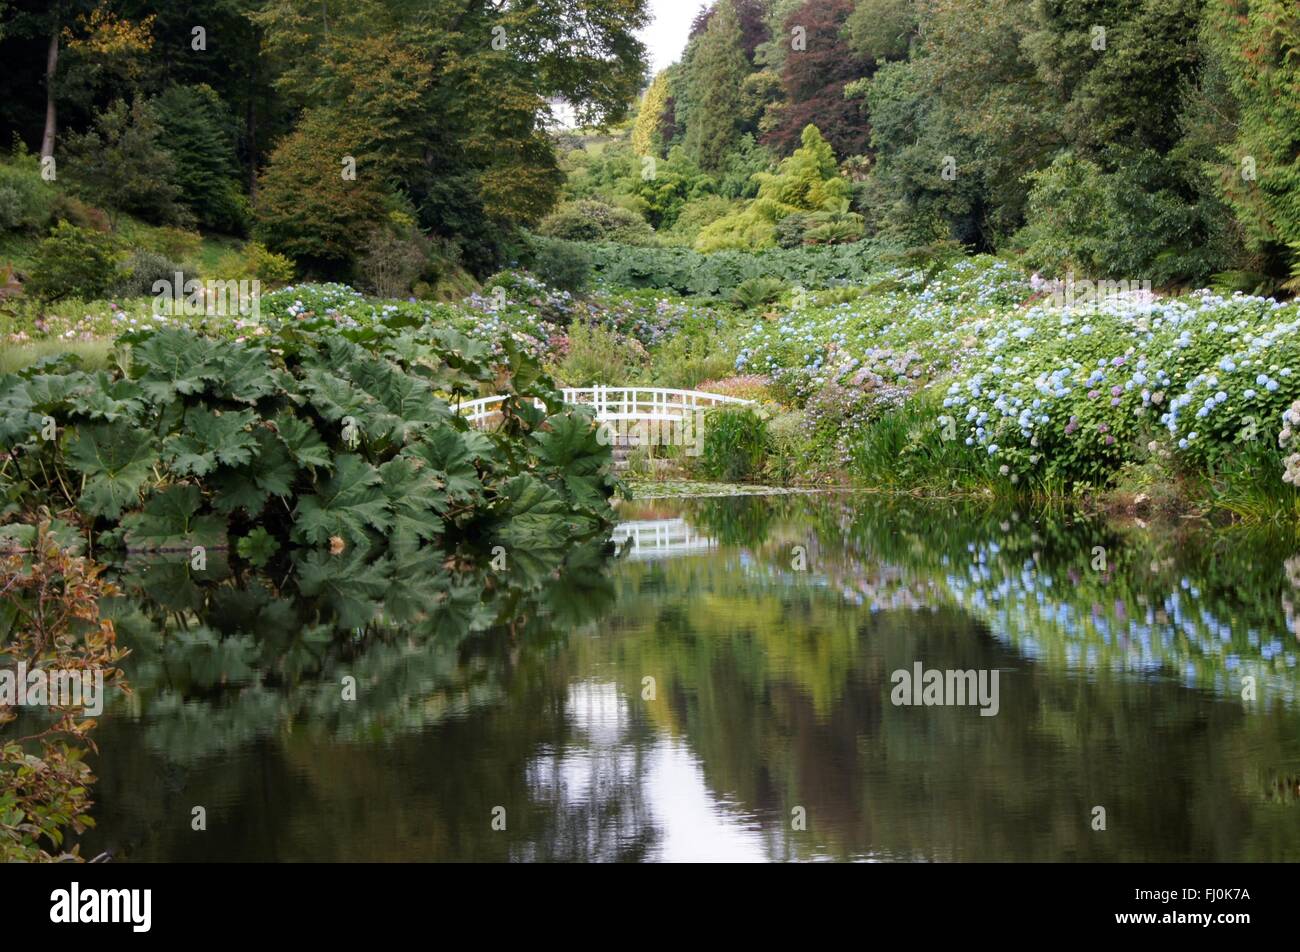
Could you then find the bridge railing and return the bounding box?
[456,386,754,428]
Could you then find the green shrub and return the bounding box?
[63,98,188,229]
[214,241,295,285]
[154,84,249,234]
[26,222,123,302]
[538,199,656,245]
[529,236,592,293]
[135,226,203,263]
[572,238,892,296]
[664,195,737,246]
[553,321,645,385]
[112,249,185,298]
[764,409,810,485]
[850,393,991,491]
[644,327,740,389]
[360,228,431,298]
[699,406,768,482]
[731,277,785,309]
[776,211,813,248]
[0,318,618,554]
[48,194,110,233]
[0,155,55,234]
[1013,149,1232,285]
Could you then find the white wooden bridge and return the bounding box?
[456,386,754,428]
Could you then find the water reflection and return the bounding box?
[81,495,1300,861]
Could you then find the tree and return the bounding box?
[695,124,861,250]
[844,0,917,62]
[681,0,752,172]
[0,0,154,160]
[1203,0,1300,286]
[252,0,651,273]
[62,96,183,228]
[253,108,389,274]
[154,84,247,234]
[764,0,872,158]
[688,0,772,64]
[1021,0,1203,156]
[855,0,1064,247]
[632,70,671,158]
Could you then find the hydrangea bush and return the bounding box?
[944,290,1300,487]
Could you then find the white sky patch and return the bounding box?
[550,0,698,128]
[638,0,703,75]
[523,679,770,861]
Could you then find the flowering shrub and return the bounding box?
[1282,399,1300,487]
[583,288,724,348]
[944,290,1300,487]
[695,375,774,403]
[734,256,1029,397]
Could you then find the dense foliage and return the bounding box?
[575,237,888,294]
[557,0,1300,290]
[1,527,128,861]
[0,0,652,280]
[0,307,619,555]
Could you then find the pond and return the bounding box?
[82,493,1300,861]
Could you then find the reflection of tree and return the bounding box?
[691,497,774,547]
[81,539,621,860]
[599,558,1300,861]
[80,494,1300,862]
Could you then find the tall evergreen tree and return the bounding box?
[682,0,752,172]
[155,83,247,234]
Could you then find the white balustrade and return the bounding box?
[456,386,754,428]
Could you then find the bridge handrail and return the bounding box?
[456,386,755,425]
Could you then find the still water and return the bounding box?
[84,494,1300,861]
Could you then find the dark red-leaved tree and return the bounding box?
[764,0,873,158]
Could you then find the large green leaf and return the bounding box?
[494,474,596,548]
[121,484,225,550]
[65,422,159,519]
[212,345,284,404]
[131,329,226,403]
[209,429,298,516]
[275,413,333,471]
[532,412,609,475]
[408,426,480,501]
[67,373,146,423]
[294,549,392,628]
[165,407,259,477]
[0,376,39,446]
[380,456,446,543]
[297,366,373,427]
[22,372,89,409]
[293,454,391,545]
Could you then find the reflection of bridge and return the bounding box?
[457,386,754,428]
[612,519,716,560]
